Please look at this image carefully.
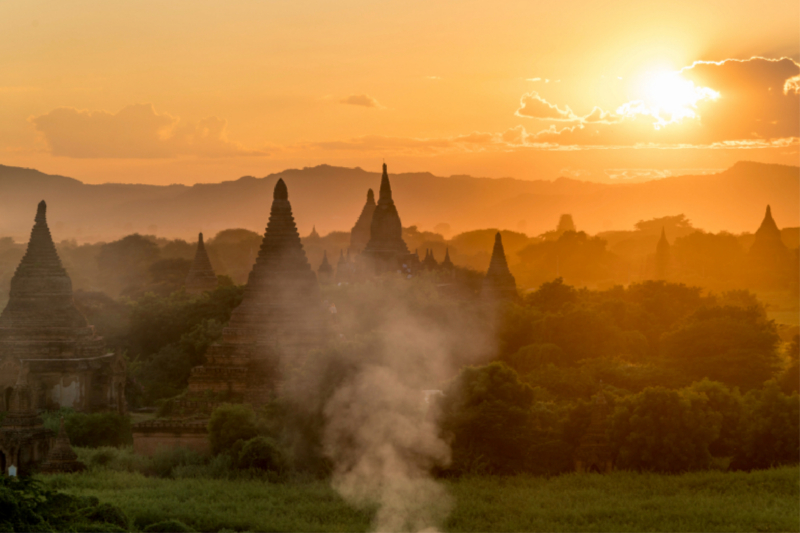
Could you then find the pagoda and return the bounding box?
[746,205,791,287]
[318,251,333,284]
[481,233,518,300]
[362,164,411,273]
[750,205,788,260]
[185,232,218,295]
[183,179,326,406]
[654,227,671,280]
[0,201,126,413]
[574,391,613,473]
[441,248,454,270]
[350,189,376,253]
[423,249,439,270]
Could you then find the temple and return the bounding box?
[441,248,454,270]
[654,227,671,280]
[423,249,439,270]
[183,179,326,406]
[746,205,791,287]
[185,233,218,295]
[0,366,53,476]
[481,233,518,300]
[362,164,411,273]
[574,391,613,473]
[0,201,126,414]
[350,189,376,253]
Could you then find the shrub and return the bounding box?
[143,519,195,532]
[237,436,285,472]
[150,447,205,478]
[208,403,259,455]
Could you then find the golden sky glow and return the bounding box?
[1,0,798,184]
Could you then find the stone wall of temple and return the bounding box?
[132,420,210,457]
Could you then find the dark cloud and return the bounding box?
[340,94,383,108]
[31,104,263,158]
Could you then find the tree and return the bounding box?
[208,403,260,455]
[97,234,161,296]
[662,306,781,390]
[610,387,721,472]
[524,277,578,313]
[438,362,539,474]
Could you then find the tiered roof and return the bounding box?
[363,164,410,271]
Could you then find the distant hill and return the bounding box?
[0,161,796,243]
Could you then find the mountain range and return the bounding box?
[0,161,796,243]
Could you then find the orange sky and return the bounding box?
[1,0,798,185]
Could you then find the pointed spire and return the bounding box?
[442,247,454,269]
[482,232,517,300]
[186,232,218,295]
[749,203,788,261]
[350,188,378,253]
[367,188,375,203]
[309,225,320,240]
[318,250,333,278]
[379,163,392,204]
[274,178,288,200]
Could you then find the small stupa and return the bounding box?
[362,164,411,273]
[185,233,218,295]
[441,248,454,270]
[318,251,333,284]
[39,418,85,474]
[750,205,788,259]
[423,249,439,270]
[481,233,518,300]
[350,189,376,253]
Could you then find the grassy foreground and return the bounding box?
[39,466,799,532]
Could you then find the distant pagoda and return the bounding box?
[654,227,671,280]
[184,179,326,406]
[362,164,411,273]
[481,232,518,300]
[423,249,439,270]
[750,205,788,259]
[441,248,454,270]
[185,232,218,295]
[0,201,126,413]
[318,250,333,284]
[350,189,376,253]
[746,205,791,287]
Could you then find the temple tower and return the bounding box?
[362,164,410,273]
[747,205,790,287]
[187,179,326,405]
[0,201,125,413]
[441,248,454,270]
[185,233,218,295]
[654,227,671,280]
[423,249,439,270]
[318,251,333,284]
[481,233,518,300]
[350,189,376,253]
[750,205,787,259]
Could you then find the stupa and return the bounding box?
[574,391,613,473]
[481,233,518,300]
[318,251,333,284]
[350,189,376,253]
[183,179,326,406]
[185,233,218,295]
[441,248,454,270]
[423,249,439,270]
[0,201,126,413]
[39,418,85,474]
[746,205,791,287]
[0,366,53,475]
[362,164,411,273]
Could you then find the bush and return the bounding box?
[42,410,132,448]
[208,403,260,455]
[237,436,285,472]
[150,447,205,478]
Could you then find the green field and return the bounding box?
[39,466,800,532]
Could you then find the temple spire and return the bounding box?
[350,188,377,253]
[185,232,218,295]
[379,163,392,204]
[481,232,517,300]
[363,163,410,272]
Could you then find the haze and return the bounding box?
[1,0,798,185]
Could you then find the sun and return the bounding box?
[619,68,720,128]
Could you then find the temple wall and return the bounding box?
[133,431,210,457]
[50,376,82,409]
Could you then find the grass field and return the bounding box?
[39,465,800,532]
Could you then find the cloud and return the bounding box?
[31,104,264,158]
[531,57,800,148]
[340,94,383,108]
[515,91,578,121]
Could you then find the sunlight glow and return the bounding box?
[617,70,720,128]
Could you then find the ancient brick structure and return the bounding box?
[481,233,518,300]
[441,248,454,271]
[654,227,671,280]
[39,418,85,474]
[746,205,792,287]
[0,201,126,414]
[132,419,210,457]
[574,391,613,473]
[0,367,53,476]
[423,249,439,270]
[317,251,333,284]
[362,164,412,274]
[183,179,326,406]
[185,232,218,295]
[350,188,376,253]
